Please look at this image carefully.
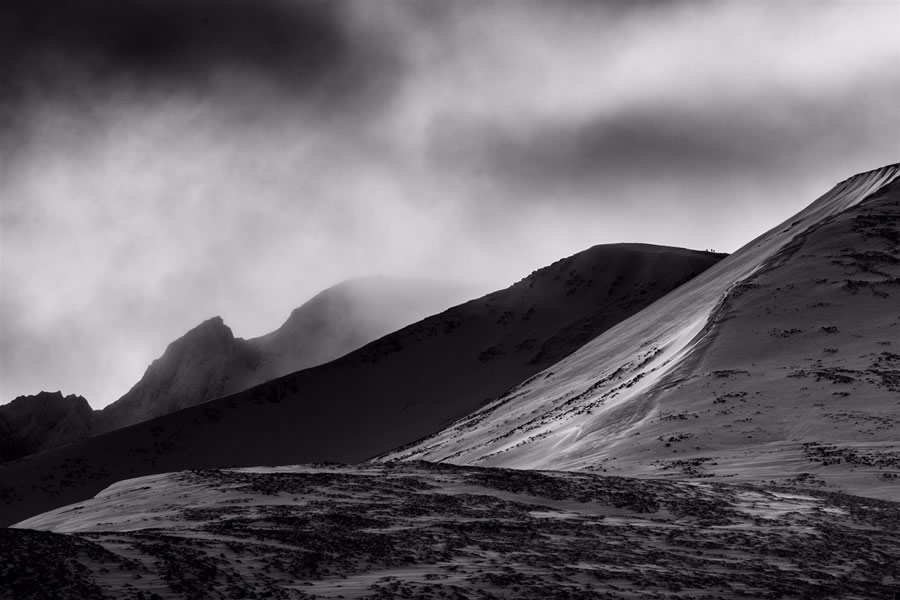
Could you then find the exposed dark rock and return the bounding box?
[0,392,93,462]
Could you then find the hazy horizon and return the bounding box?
[2,0,899,407]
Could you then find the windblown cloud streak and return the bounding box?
[2,0,898,407]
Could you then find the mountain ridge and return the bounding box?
[385,164,900,499]
[0,243,725,526]
[2,277,486,459]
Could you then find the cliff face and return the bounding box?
[0,392,94,461]
[0,319,260,460]
[95,317,259,433]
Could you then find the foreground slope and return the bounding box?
[0,244,722,526]
[7,463,900,599]
[388,164,900,499]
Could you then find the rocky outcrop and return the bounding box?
[94,317,260,433]
[0,392,93,462]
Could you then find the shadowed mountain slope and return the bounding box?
[248,276,489,382]
[1,277,484,460]
[95,276,483,433]
[387,164,900,500]
[0,392,92,462]
[0,244,724,525]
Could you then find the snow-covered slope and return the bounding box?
[387,164,900,499]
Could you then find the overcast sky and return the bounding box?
[2,0,899,408]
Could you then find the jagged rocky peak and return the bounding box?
[6,391,92,415]
[94,315,257,432]
[0,391,94,462]
[170,315,234,346]
[144,316,237,367]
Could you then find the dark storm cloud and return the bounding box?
[427,73,900,194]
[3,0,340,87]
[0,0,401,126]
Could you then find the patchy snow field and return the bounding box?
[7,462,900,599]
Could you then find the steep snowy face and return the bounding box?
[389,164,900,498]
